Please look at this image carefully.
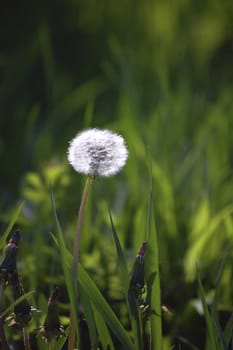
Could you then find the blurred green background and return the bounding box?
[0,0,233,348]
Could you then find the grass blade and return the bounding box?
[78,263,134,350]
[223,313,233,348]
[210,255,229,350]
[0,291,35,318]
[51,219,134,349]
[197,270,219,350]
[92,306,115,350]
[0,202,25,250]
[50,190,80,347]
[211,313,228,350]
[109,209,129,291]
[145,190,162,349]
[79,283,98,348]
[54,328,69,350]
[212,254,228,318]
[109,209,143,349]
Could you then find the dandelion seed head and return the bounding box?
[67,128,128,177]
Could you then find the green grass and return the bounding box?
[0,0,233,348]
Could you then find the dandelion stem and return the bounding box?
[23,327,31,350]
[68,176,93,350]
[0,283,10,350]
[72,176,93,292]
[49,340,54,350]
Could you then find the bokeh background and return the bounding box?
[0,0,233,349]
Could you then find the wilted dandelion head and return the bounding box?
[67,128,128,177]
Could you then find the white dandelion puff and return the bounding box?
[67,128,128,177]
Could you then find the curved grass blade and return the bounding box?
[50,194,133,349]
[109,209,142,350]
[0,202,25,250]
[0,291,35,319]
[50,190,80,347]
[79,283,98,348]
[211,314,227,350]
[53,326,69,350]
[197,269,219,350]
[109,209,129,291]
[78,263,134,350]
[223,313,233,348]
[51,233,117,350]
[92,306,115,350]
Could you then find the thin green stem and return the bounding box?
[49,340,54,350]
[23,327,31,350]
[68,176,93,350]
[72,176,93,292]
[68,312,76,350]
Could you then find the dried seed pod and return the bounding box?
[38,287,64,343]
[129,241,147,299]
[0,230,21,285]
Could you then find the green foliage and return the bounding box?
[0,0,233,348]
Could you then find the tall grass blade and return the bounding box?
[78,263,134,350]
[92,306,115,350]
[109,209,129,291]
[50,190,80,347]
[145,156,162,349]
[211,314,227,350]
[109,209,142,349]
[51,227,134,349]
[79,283,98,348]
